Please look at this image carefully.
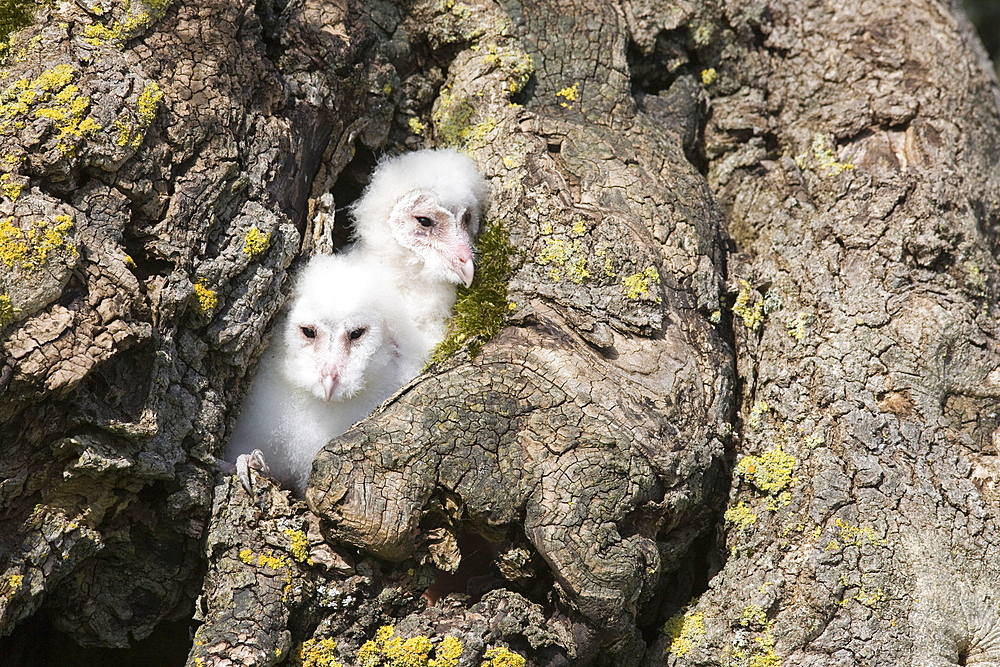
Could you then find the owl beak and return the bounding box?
[321,372,339,401]
[453,255,475,288]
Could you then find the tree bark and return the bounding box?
[0,0,997,665]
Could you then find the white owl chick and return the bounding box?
[225,253,424,496]
[349,148,489,354]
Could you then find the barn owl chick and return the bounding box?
[349,148,489,353]
[224,253,424,496]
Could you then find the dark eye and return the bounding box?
[301,326,316,339]
[415,216,435,228]
[348,327,367,341]
[463,210,473,227]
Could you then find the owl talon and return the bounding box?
[235,449,270,493]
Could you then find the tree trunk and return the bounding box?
[0,0,997,665]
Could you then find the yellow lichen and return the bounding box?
[0,292,19,326]
[622,266,661,301]
[810,134,854,175]
[479,43,534,96]
[291,637,342,667]
[116,80,163,147]
[480,647,526,667]
[734,445,797,496]
[408,117,426,135]
[284,528,314,565]
[238,548,288,570]
[832,518,887,548]
[192,281,217,314]
[784,312,809,341]
[730,606,781,667]
[7,574,24,593]
[0,172,21,199]
[747,400,769,428]
[700,68,718,85]
[0,214,76,270]
[663,606,705,658]
[0,64,102,154]
[82,0,176,46]
[356,625,464,667]
[853,584,886,607]
[740,605,769,630]
[243,225,270,257]
[724,501,758,529]
[733,279,764,331]
[555,83,579,108]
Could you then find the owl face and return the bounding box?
[387,191,478,287]
[282,299,395,402]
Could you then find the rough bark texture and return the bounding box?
[662,1,1000,666]
[0,0,997,666]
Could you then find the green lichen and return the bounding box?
[429,217,511,364]
[622,266,661,301]
[733,279,764,331]
[356,626,464,667]
[734,445,797,496]
[724,501,758,530]
[243,225,270,257]
[0,0,39,58]
[291,637,342,667]
[284,528,313,565]
[192,281,217,314]
[433,88,497,148]
[480,647,526,667]
[964,260,986,291]
[663,605,706,658]
[82,0,176,46]
[0,214,75,269]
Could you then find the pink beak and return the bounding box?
[454,256,475,287]
[321,371,339,401]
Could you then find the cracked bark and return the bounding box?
[0,0,997,666]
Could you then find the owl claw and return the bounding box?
[235,449,270,493]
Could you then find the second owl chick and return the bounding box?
[225,253,424,495]
[349,148,489,354]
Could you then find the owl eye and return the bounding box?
[301,326,317,339]
[348,327,367,341]
[415,216,435,228]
